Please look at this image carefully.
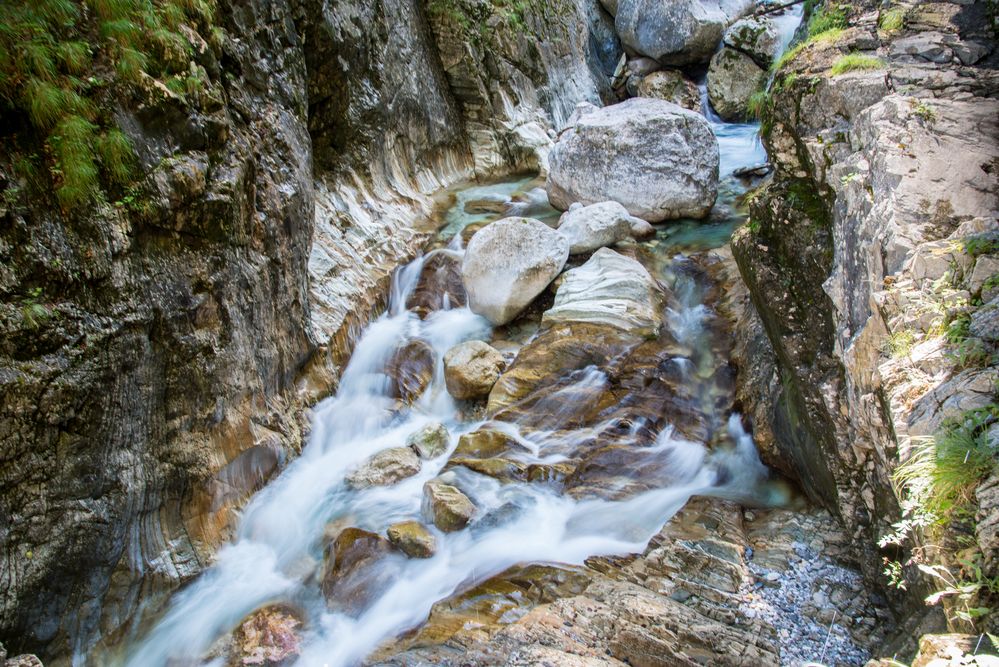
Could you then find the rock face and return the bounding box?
[346,448,422,489]
[443,341,506,400]
[422,480,477,532]
[635,70,703,112]
[556,201,648,254]
[461,218,570,325]
[615,0,755,65]
[707,47,768,121]
[731,0,999,629]
[0,0,612,659]
[543,249,662,335]
[547,98,720,222]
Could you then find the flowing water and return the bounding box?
[115,7,804,666]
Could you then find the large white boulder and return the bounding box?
[546,98,719,222]
[543,248,661,335]
[615,0,755,65]
[461,217,570,325]
[557,201,649,254]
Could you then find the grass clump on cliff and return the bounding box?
[830,54,886,75]
[883,403,999,626]
[807,4,849,36]
[879,7,907,33]
[0,0,216,211]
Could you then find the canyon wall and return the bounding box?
[731,0,998,630]
[0,0,614,660]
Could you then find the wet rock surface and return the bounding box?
[422,480,478,532]
[443,341,507,400]
[346,447,422,489]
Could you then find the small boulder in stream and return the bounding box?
[231,604,303,666]
[547,98,719,222]
[346,447,421,489]
[557,201,649,254]
[387,339,434,403]
[422,479,477,532]
[707,46,767,121]
[386,521,437,559]
[461,217,570,325]
[406,422,450,459]
[321,528,399,616]
[443,340,507,400]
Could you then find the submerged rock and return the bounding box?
[346,447,422,489]
[543,248,662,335]
[615,0,755,65]
[556,201,648,254]
[443,341,507,400]
[386,521,437,559]
[547,98,719,222]
[422,480,477,532]
[635,70,702,113]
[707,47,768,121]
[231,604,303,667]
[461,217,570,325]
[387,339,435,403]
[406,422,450,459]
[321,528,398,616]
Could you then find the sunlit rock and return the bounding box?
[461,217,570,325]
[346,447,422,489]
[443,341,507,400]
[547,98,719,222]
[422,480,477,532]
[231,604,303,667]
[556,201,649,254]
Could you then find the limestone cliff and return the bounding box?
[731,0,999,637]
[0,0,613,661]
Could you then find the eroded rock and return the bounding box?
[422,480,477,532]
[386,521,437,559]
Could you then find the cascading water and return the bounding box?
[115,7,807,667]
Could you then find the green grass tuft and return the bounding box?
[879,7,906,32]
[830,53,886,75]
[97,128,135,184]
[747,89,768,120]
[808,4,848,37]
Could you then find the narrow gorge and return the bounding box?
[0,0,996,666]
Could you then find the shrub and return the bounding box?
[0,0,216,211]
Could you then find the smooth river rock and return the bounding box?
[422,480,477,532]
[443,341,507,400]
[543,248,662,335]
[461,217,570,325]
[615,0,755,65]
[406,422,450,459]
[386,521,437,559]
[557,201,649,254]
[346,447,422,489]
[547,98,719,222]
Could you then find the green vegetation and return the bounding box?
[884,327,916,358]
[746,89,768,121]
[830,54,885,75]
[879,7,907,33]
[0,0,216,211]
[428,0,531,35]
[912,99,938,123]
[964,235,999,258]
[883,404,999,625]
[807,3,848,36]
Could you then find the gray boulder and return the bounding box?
[547,98,719,221]
[636,70,702,113]
[346,447,422,489]
[707,47,768,121]
[406,422,450,459]
[461,217,570,325]
[723,16,782,68]
[557,201,649,254]
[615,0,755,65]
